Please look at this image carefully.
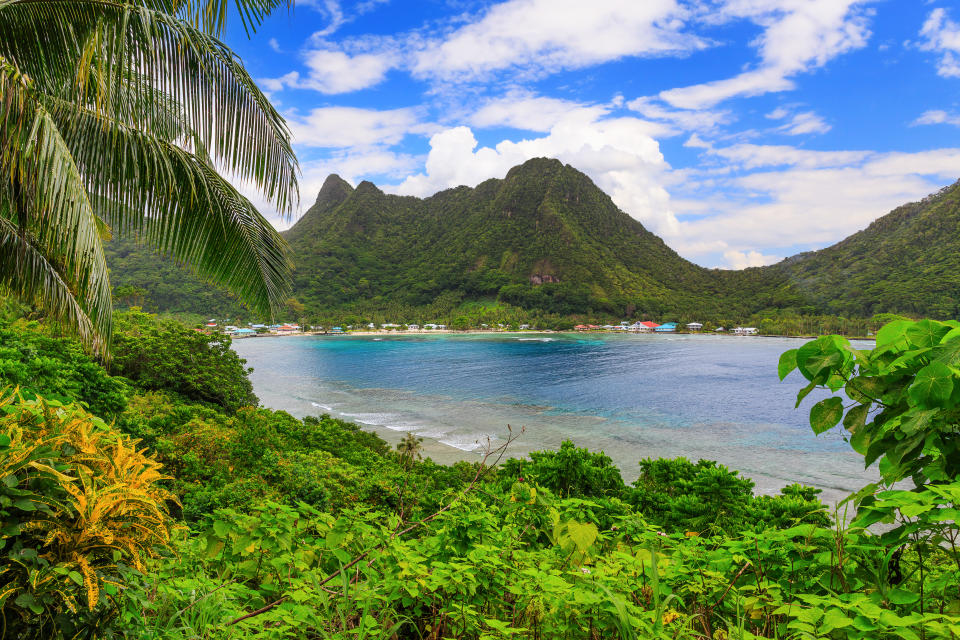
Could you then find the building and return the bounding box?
[232,328,256,337]
[733,326,759,335]
[331,326,345,334]
[655,322,678,333]
[275,324,300,334]
[407,324,420,330]
[686,322,703,331]
[382,323,401,329]
[631,321,659,333]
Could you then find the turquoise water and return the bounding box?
[233,332,875,505]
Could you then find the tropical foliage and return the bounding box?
[1,314,960,638]
[0,390,176,637]
[0,0,297,354]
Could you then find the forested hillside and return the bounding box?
[767,181,960,318]
[104,159,960,322]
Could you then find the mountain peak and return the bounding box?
[505,157,565,181]
[313,174,354,210]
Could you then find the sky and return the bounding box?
[222,0,960,269]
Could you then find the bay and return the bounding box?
[233,332,875,506]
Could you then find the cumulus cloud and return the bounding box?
[723,250,781,269]
[266,0,707,96]
[285,106,434,148]
[919,7,960,78]
[411,0,705,81]
[913,109,960,127]
[391,116,680,237]
[625,96,732,133]
[671,143,960,266]
[469,94,611,133]
[261,48,396,94]
[660,0,872,109]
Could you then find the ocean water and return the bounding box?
[233,332,876,505]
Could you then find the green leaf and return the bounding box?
[796,380,818,408]
[906,319,950,348]
[778,349,798,381]
[845,376,884,403]
[810,397,844,434]
[887,588,920,605]
[843,403,869,431]
[565,521,598,554]
[908,362,954,408]
[876,320,912,350]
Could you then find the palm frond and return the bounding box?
[0,63,113,352]
[153,0,294,38]
[0,0,299,213]
[42,99,292,313]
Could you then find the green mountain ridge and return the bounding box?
[104,158,960,322]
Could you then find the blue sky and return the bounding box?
[224,0,960,268]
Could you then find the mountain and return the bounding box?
[767,181,960,318]
[103,158,960,322]
[282,158,735,317]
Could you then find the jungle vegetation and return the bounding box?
[1,310,960,638]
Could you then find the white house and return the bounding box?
[407,324,420,330]
[733,326,759,335]
[686,322,703,331]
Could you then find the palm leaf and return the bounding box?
[45,99,292,313]
[0,63,113,351]
[0,0,299,212]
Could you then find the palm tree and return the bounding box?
[0,0,298,355]
[397,433,424,469]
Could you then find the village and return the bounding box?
[202,318,762,337]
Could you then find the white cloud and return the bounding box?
[704,143,869,169]
[286,106,434,148]
[660,0,872,109]
[913,109,960,127]
[411,0,706,81]
[723,249,781,269]
[625,96,732,133]
[778,111,831,135]
[268,38,283,53]
[763,106,830,134]
[469,94,610,133]
[919,8,960,78]
[765,106,790,120]
[261,48,396,94]
[391,115,680,237]
[670,143,960,266]
[298,0,390,35]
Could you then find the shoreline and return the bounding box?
[234,329,875,341]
